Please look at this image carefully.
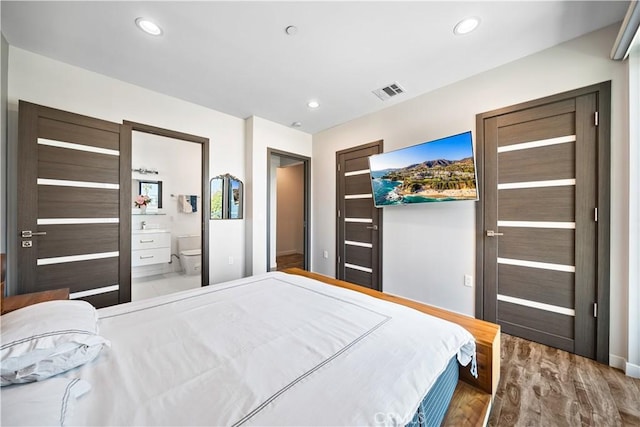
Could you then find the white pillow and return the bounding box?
[1,300,110,386]
[1,377,91,426]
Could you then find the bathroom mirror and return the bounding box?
[210,174,243,219]
[138,180,163,209]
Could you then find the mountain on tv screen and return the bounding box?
[368,131,478,207]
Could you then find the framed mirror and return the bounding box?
[138,180,163,209]
[210,174,243,219]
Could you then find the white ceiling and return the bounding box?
[1,1,629,134]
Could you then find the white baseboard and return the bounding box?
[609,354,626,371]
[276,250,302,256]
[626,361,640,378]
[609,354,640,378]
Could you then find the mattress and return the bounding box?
[406,356,459,427]
[59,271,475,425]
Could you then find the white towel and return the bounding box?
[178,195,192,213]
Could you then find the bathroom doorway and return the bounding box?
[127,122,209,301]
[267,149,310,272]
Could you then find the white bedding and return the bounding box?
[66,272,476,426]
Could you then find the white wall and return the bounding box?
[5,46,246,286]
[245,116,312,276]
[276,163,304,256]
[131,131,201,278]
[312,24,630,365]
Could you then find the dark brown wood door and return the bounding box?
[17,101,130,308]
[477,83,610,362]
[336,141,383,290]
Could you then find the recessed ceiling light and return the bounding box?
[285,25,298,36]
[307,100,320,109]
[453,17,480,35]
[291,121,302,128]
[135,17,163,36]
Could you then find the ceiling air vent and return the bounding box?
[372,81,406,101]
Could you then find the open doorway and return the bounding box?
[126,121,209,301]
[267,149,310,272]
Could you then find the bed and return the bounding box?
[1,270,497,426]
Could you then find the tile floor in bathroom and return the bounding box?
[131,272,201,301]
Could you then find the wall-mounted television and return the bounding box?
[368,131,478,207]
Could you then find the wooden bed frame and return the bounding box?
[2,254,498,425]
[283,268,500,426]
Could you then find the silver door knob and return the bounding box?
[366,225,378,230]
[486,230,504,237]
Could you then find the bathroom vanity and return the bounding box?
[131,230,171,267]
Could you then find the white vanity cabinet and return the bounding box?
[132,230,171,266]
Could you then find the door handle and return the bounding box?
[366,225,378,230]
[21,230,47,238]
[486,230,504,237]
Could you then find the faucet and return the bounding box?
[141,221,146,230]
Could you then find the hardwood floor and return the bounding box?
[276,253,304,270]
[443,381,491,426]
[488,334,640,426]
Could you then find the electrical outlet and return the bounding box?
[464,275,473,287]
[323,250,329,259]
[228,256,234,265]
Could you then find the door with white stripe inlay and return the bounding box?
[476,82,611,362]
[17,101,130,308]
[336,141,383,291]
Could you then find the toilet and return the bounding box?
[178,235,201,275]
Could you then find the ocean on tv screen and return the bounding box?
[369,132,478,207]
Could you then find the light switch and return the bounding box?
[464,275,473,287]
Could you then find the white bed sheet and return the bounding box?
[67,272,475,426]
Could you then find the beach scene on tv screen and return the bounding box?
[369,132,477,206]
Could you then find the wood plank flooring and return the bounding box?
[488,334,640,426]
[276,253,304,270]
[443,381,490,426]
